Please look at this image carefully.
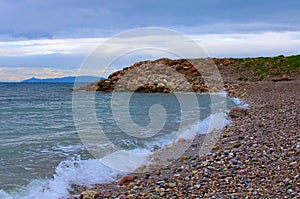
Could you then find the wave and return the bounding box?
[0,157,120,199]
[0,95,236,199]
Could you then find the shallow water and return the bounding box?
[0,83,236,199]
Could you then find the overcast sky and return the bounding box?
[0,0,300,81]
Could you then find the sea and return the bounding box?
[0,83,240,199]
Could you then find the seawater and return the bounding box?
[0,83,237,199]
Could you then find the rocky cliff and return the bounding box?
[76,58,223,93]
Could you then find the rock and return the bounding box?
[167,82,175,88]
[177,138,186,143]
[153,144,159,151]
[222,59,231,66]
[127,182,135,189]
[156,82,165,89]
[169,183,176,188]
[192,170,198,175]
[179,156,187,161]
[229,107,249,118]
[174,173,181,178]
[212,145,220,150]
[238,169,247,174]
[80,190,99,199]
[183,65,191,70]
[119,176,134,186]
[222,133,230,137]
[155,169,161,176]
[155,187,160,192]
[272,74,293,82]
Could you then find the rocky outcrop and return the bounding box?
[76,58,223,93]
[74,55,300,93]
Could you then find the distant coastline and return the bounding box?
[20,76,104,83]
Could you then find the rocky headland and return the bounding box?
[75,58,215,93]
[75,55,299,97]
[72,55,299,199]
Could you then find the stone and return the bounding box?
[80,190,99,199]
[155,169,161,176]
[119,176,134,186]
[272,74,293,82]
[222,133,230,137]
[177,138,186,143]
[156,82,165,89]
[167,82,175,88]
[229,107,249,118]
[238,169,247,174]
[169,183,176,188]
[153,144,159,151]
[127,182,135,189]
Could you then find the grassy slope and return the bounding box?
[214,54,300,81]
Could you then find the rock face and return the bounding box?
[76,58,223,93]
[229,107,249,118]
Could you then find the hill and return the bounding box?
[21,76,104,83]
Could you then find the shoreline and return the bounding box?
[71,79,299,199]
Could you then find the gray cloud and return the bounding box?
[0,53,85,68]
[0,0,299,40]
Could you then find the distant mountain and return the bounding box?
[21,76,104,83]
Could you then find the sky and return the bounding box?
[0,0,300,81]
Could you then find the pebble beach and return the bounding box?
[73,79,299,199]
[72,56,300,199]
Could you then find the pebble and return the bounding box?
[168,183,176,188]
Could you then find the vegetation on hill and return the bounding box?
[214,54,300,81]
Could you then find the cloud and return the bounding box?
[0,30,300,81]
[198,32,300,57]
[1,30,300,57]
[0,66,78,82]
[0,38,105,56]
[0,53,85,69]
[0,0,299,40]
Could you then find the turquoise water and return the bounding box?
[0,83,236,199]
